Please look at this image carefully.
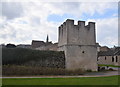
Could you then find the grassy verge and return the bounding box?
[98,64,120,68]
[2,75,119,85]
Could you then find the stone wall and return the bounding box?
[24,53,65,68]
[2,48,65,68]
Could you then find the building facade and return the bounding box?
[98,47,120,66]
[31,35,58,51]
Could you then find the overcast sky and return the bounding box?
[0,1,118,47]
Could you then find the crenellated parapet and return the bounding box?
[58,19,96,47]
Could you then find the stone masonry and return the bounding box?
[58,19,98,71]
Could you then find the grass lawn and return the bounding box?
[2,75,119,85]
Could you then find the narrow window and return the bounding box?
[116,56,118,62]
[105,56,106,60]
[112,56,114,62]
[82,51,85,53]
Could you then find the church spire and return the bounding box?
[46,34,49,43]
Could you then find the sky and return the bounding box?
[0,1,118,47]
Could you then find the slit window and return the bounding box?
[82,51,85,53]
[116,56,118,62]
[112,56,114,62]
[105,56,106,60]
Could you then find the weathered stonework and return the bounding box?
[58,19,98,71]
[3,48,65,68]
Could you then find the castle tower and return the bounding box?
[58,19,98,71]
[46,35,49,43]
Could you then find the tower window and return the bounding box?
[105,56,106,60]
[82,51,85,53]
[112,56,114,62]
[116,56,118,62]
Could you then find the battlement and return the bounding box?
[59,19,95,29]
[58,19,96,46]
[78,21,85,27]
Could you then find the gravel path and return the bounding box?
[1,71,120,78]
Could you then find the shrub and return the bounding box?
[86,69,92,72]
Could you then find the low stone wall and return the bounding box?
[24,53,65,68]
[2,48,65,68]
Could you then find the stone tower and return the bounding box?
[58,19,98,71]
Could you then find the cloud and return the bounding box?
[47,2,116,18]
[87,17,118,47]
[1,2,23,20]
[0,16,59,44]
[0,2,118,47]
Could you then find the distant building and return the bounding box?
[99,46,110,52]
[31,40,45,48]
[31,35,58,51]
[97,47,120,66]
[17,44,31,49]
[114,47,120,66]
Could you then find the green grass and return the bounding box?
[98,64,120,68]
[2,75,119,85]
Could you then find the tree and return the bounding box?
[6,43,16,48]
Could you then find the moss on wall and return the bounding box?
[2,48,65,68]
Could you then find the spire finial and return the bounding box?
[46,34,49,43]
